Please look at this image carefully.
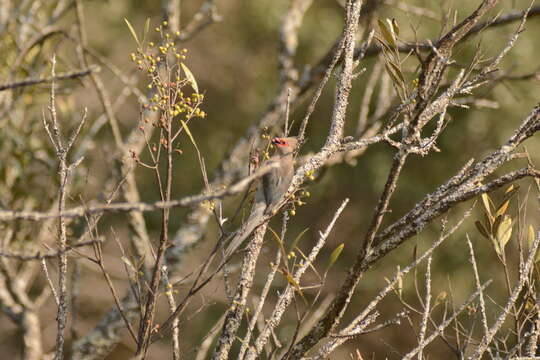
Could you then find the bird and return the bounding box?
[222,136,297,259]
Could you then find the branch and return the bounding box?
[0,66,99,91]
[0,162,280,222]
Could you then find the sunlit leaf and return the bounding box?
[496,215,512,252]
[378,19,396,47]
[181,62,199,94]
[391,18,400,37]
[495,200,510,218]
[529,225,536,249]
[481,193,493,222]
[124,18,140,47]
[121,256,137,273]
[282,268,307,304]
[327,243,344,270]
[180,120,196,147]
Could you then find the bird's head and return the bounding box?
[271,136,297,155]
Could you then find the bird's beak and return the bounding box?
[271,137,282,145]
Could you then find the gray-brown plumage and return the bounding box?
[223,136,297,259]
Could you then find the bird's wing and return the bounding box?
[262,159,279,207]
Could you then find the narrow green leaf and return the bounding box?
[268,227,287,256]
[378,19,396,48]
[124,18,140,47]
[288,227,310,253]
[181,62,199,94]
[375,36,393,53]
[475,220,489,239]
[180,120,198,153]
[492,215,503,237]
[387,61,405,84]
[327,243,344,270]
[384,63,403,87]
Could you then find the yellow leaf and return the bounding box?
[481,193,493,222]
[327,243,344,270]
[142,18,151,45]
[391,18,400,37]
[181,62,199,94]
[495,200,510,218]
[496,215,512,252]
[124,18,140,47]
[529,225,535,249]
[282,269,307,304]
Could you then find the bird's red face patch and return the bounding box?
[272,137,287,147]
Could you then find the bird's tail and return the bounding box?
[222,191,267,259]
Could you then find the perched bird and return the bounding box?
[223,136,297,258]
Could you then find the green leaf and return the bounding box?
[475,220,489,239]
[384,63,404,88]
[180,120,196,147]
[268,227,287,257]
[327,243,344,270]
[387,61,405,84]
[124,18,140,47]
[288,227,309,253]
[180,120,206,182]
[492,215,503,237]
[375,36,393,53]
[378,19,396,48]
[181,62,199,94]
[496,215,512,252]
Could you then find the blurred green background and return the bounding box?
[1,0,540,358]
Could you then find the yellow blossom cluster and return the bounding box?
[129,21,206,127]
